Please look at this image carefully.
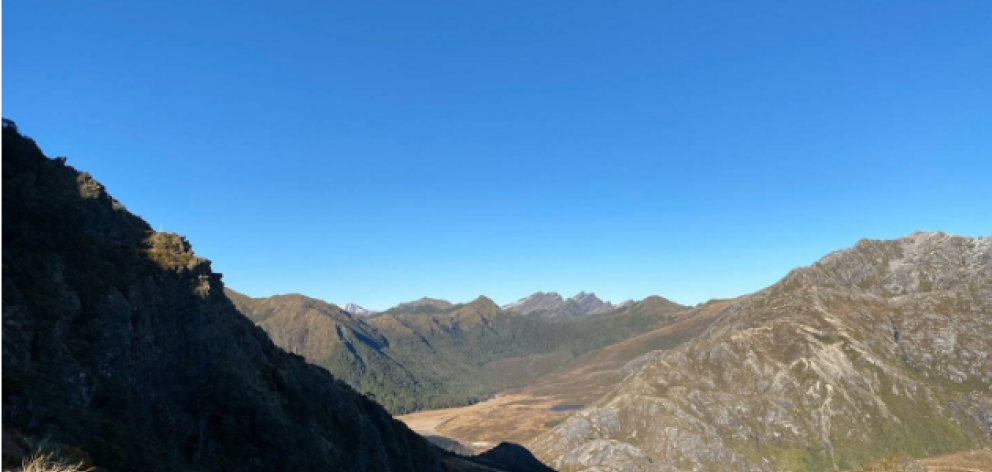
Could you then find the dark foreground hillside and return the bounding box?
[0,120,543,472]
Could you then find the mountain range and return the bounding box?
[340,291,630,322]
[4,119,990,472]
[376,232,991,472]
[168,232,992,472]
[226,289,688,414]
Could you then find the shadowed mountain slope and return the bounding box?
[225,289,470,413]
[0,121,545,472]
[531,232,992,472]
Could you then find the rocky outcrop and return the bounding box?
[531,233,992,472]
[569,292,615,317]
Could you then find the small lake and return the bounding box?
[549,404,582,412]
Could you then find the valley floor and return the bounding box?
[397,393,578,453]
[918,450,992,472]
[402,394,992,472]
[396,299,750,456]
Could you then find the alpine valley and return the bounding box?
[3,120,990,472]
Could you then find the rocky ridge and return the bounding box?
[531,232,992,472]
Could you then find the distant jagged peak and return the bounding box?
[503,292,564,314]
[506,291,564,305]
[504,290,616,318]
[342,303,377,317]
[568,291,600,304]
[566,291,612,314]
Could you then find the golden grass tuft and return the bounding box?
[17,451,90,472]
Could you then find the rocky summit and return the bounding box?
[505,291,617,319]
[344,302,378,317]
[530,232,992,472]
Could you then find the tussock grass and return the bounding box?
[18,451,89,472]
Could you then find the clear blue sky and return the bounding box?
[5,1,991,309]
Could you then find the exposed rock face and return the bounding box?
[531,233,992,472]
[0,122,514,472]
[505,292,620,319]
[570,292,614,317]
[506,292,568,315]
[344,302,378,317]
